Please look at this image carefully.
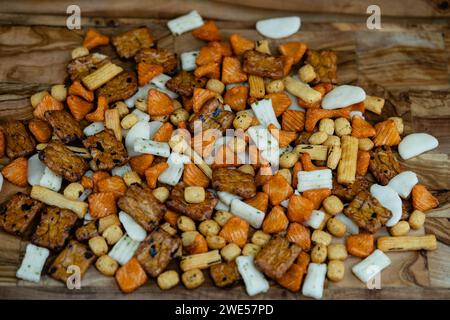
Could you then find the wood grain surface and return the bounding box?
[0,0,449,299]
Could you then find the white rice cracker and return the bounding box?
[387,171,418,199]
[321,85,366,110]
[297,169,332,192]
[304,210,326,230]
[83,122,105,136]
[370,184,402,227]
[251,99,280,129]
[108,234,141,265]
[134,138,171,158]
[39,166,63,192]
[352,249,391,284]
[158,152,190,186]
[302,263,327,299]
[335,213,359,235]
[181,51,199,71]
[16,243,50,283]
[236,255,270,296]
[398,133,439,160]
[256,16,301,39]
[27,153,46,186]
[119,211,147,242]
[167,10,204,36]
[230,199,265,229]
[111,164,132,177]
[125,120,152,157]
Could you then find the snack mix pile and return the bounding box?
[0,11,440,298]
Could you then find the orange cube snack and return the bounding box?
[88,192,117,219]
[115,258,148,293]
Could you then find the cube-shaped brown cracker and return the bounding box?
[254,236,301,279]
[44,110,83,144]
[210,261,240,288]
[96,71,138,104]
[369,146,401,186]
[166,182,218,221]
[112,27,153,59]
[48,240,95,283]
[135,229,180,277]
[32,206,79,251]
[1,120,35,159]
[344,190,392,233]
[83,129,128,171]
[0,193,44,236]
[117,184,165,232]
[39,140,89,182]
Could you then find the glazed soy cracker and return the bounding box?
[0,10,440,299]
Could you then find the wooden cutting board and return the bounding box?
[0,0,449,299]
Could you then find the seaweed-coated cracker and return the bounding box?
[166,182,218,221]
[254,236,301,279]
[212,168,256,199]
[1,120,35,159]
[16,244,50,283]
[48,240,96,283]
[210,261,240,288]
[44,110,83,144]
[117,184,166,233]
[96,71,138,103]
[332,176,371,202]
[166,71,206,97]
[1,193,44,237]
[344,190,392,234]
[32,206,79,251]
[188,98,235,133]
[39,140,89,182]
[369,146,401,186]
[67,53,110,81]
[83,129,128,171]
[112,27,154,59]
[75,220,99,242]
[135,228,180,277]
